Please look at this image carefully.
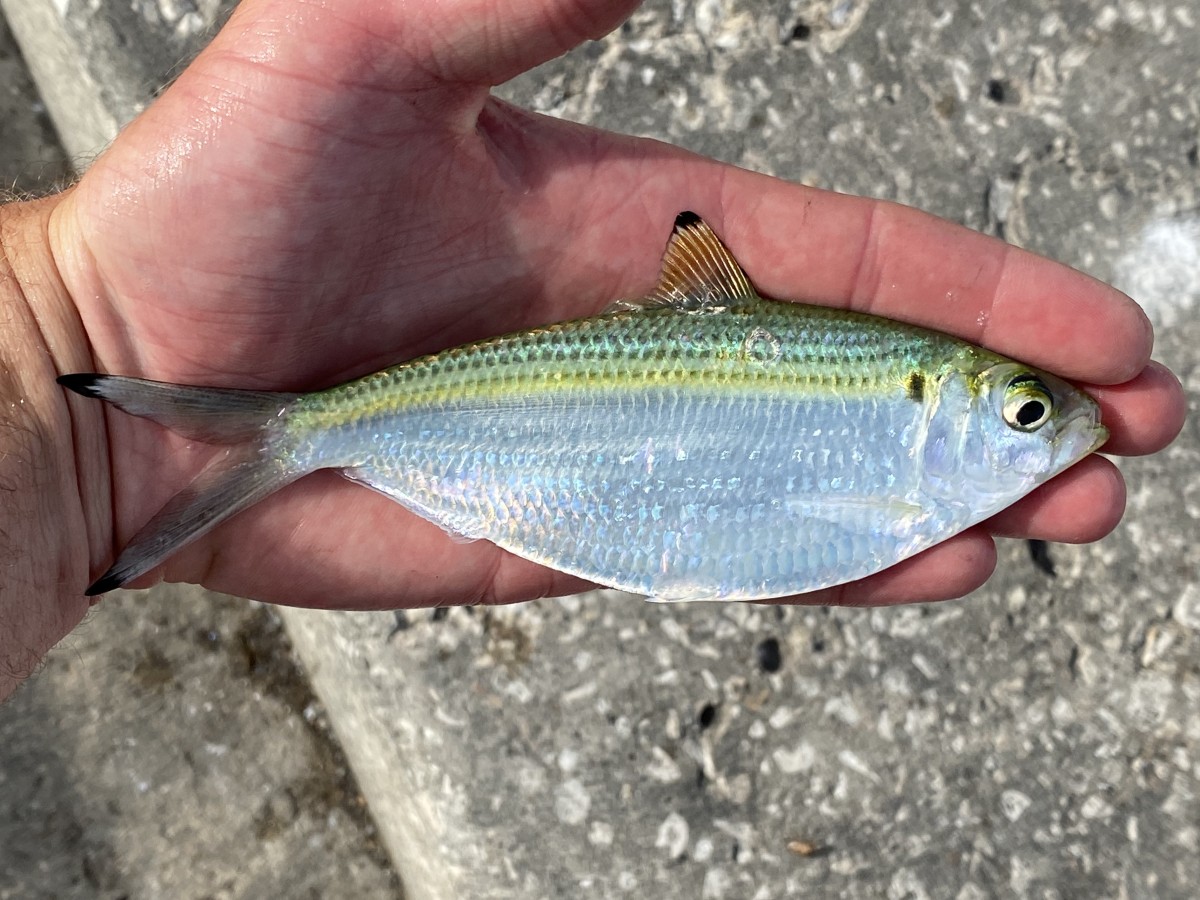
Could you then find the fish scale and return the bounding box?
[290,308,943,429]
[58,212,1107,599]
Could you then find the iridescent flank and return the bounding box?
[287,306,967,434]
[60,212,1107,599]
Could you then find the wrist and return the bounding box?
[0,194,110,700]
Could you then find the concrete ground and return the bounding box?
[1,1,1198,898]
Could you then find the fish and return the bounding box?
[58,212,1108,601]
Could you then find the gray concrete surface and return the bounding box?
[3,0,1199,898]
[0,588,400,899]
[0,10,67,192]
[1,0,231,163]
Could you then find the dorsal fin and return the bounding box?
[607,212,758,313]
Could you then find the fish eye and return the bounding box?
[1002,375,1054,432]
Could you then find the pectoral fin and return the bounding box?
[785,494,927,521]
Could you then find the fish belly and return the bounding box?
[320,385,946,600]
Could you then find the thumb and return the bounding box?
[411,0,643,85]
[177,0,640,95]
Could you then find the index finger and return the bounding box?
[520,134,1155,387]
[719,175,1154,386]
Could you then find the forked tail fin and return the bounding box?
[58,374,304,595]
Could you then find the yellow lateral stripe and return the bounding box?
[290,363,917,430]
[286,303,981,431]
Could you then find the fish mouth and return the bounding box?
[1054,396,1109,472]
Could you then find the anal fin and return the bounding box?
[340,467,486,544]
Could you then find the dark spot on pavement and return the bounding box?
[756,637,782,673]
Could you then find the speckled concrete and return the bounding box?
[0,590,400,899]
[0,0,231,162]
[4,1,1199,898]
[0,25,65,189]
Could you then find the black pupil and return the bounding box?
[1017,399,1046,427]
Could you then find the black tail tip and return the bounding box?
[57,373,105,398]
[85,569,124,596]
[673,210,703,231]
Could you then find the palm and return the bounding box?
[53,0,1181,608]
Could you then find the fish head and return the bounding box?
[971,361,1108,479]
[921,357,1107,512]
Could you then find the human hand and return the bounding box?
[32,0,1184,613]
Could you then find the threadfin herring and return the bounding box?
[60,212,1107,600]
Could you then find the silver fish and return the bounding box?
[59,213,1107,600]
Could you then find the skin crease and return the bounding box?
[5,0,1183,635]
